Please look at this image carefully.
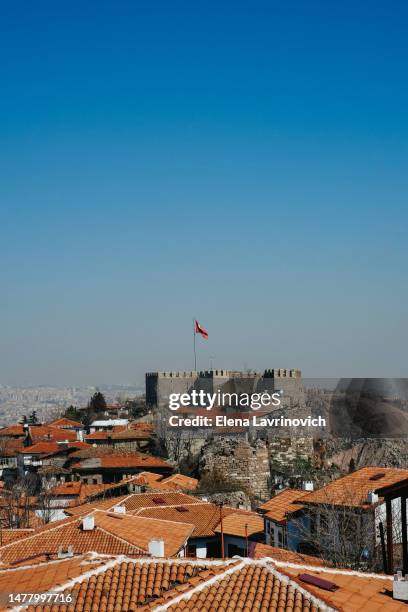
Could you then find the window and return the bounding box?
[228,543,245,557]
[186,543,197,557]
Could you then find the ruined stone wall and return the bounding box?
[199,437,271,502]
[268,437,314,468]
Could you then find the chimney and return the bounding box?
[76,430,84,442]
[394,572,408,601]
[113,505,126,514]
[367,490,379,504]
[148,539,165,557]
[302,481,314,492]
[58,545,74,559]
[82,515,95,531]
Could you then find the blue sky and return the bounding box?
[1,1,407,385]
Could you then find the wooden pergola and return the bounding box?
[376,478,408,575]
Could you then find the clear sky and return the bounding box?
[1,1,407,386]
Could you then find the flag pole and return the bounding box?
[193,319,197,371]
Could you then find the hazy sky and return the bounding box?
[1,1,407,386]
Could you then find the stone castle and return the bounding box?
[146,368,304,409]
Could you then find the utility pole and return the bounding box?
[245,523,248,557]
[216,501,225,560]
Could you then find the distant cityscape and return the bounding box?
[0,384,144,425]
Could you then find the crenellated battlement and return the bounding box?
[145,368,303,407]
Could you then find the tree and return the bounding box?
[36,481,58,524]
[64,405,82,422]
[289,486,403,572]
[88,391,107,413]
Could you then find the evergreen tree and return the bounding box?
[64,405,82,422]
[88,391,107,413]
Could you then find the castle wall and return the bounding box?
[146,368,304,409]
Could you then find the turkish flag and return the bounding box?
[195,320,208,339]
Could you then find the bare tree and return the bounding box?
[0,481,33,530]
[290,488,403,571]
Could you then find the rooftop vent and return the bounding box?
[369,472,386,481]
[152,497,166,504]
[58,545,74,559]
[113,505,126,514]
[367,490,379,504]
[299,574,338,592]
[82,515,95,531]
[148,538,165,557]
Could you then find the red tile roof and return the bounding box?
[164,561,327,611]
[213,511,264,538]
[0,424,79,442]
[155,474,199,491]
[0,509,192,566]
[94,511,193,557]
[135,503,228,537]
[129,471,164,486]
[20,440,88,456]
[279,563,402,611]
[64,495,133,516]
[47,418,82,428]
[22,559,234,612]
[119,492,204,513]
[0,552,108,596]
[71,452,172,470]
[84,431,111,440]
[252,543,332,566]
[0,554,402,612]
[260,489,310,524]
[0,528,35,545]
[301,467,408,509]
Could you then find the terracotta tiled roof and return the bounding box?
[252,543,331,566]
[1,553,402,612]
[1,424,78,442]
[18,441,61,455]
[164,561,327,611]
[71,452,172,470]
[119,492,204,513]
[0,528,34,545]
[0,424,26,437]
[50,481,116,501]
[213,511,264,538]
[280,563,401,611]
[135,503,232,538]
[301,467,408,509]
[94,511,194,557]
[156,474,199,491]
[23,559,233,612]
[0,515,146,566]
[85,431,111,440]
[51,481,83,496]
[260,489,310,524]
[0,552,107,596]
[47,418,82,428]
[65,494,133,516]
[129,471,164,486]
[19,440,88,456]
[0,509,193,562]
